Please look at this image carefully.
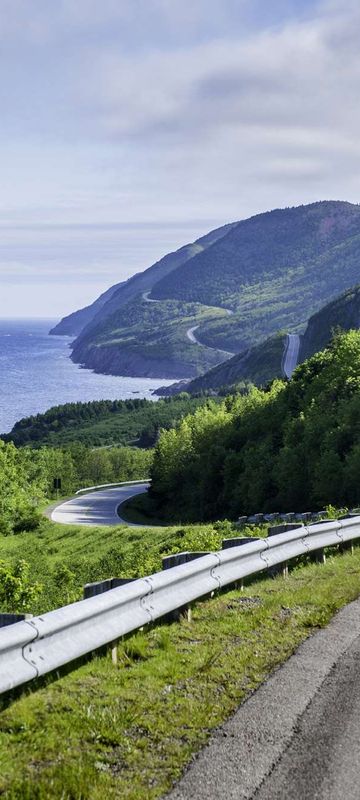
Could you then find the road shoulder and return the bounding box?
[166,597,360,800]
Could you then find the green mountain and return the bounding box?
[181,332,286,393]
[59,201,360,379]
[151,200,360,351]
[181,284,360,394]
[51,222,234,339]
[71,297,231,379]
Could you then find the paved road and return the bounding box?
[187,324,200,344]
[51,482,150,527]
[142,291,160,303]
[283,333,300,378]
[186,324,235,356]
[142,291,235,355]
[167,597,360,800]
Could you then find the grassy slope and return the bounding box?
[0,518,238,614]
[1,548,360,798]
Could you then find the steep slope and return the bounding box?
[58,222,234,342]
[71,296,231,379]
[151,201,360,353]
[164,332,286,393]
[49,283,123,336]
[68,202,360,380]
[300,284,360,361]
[178,284,360,394]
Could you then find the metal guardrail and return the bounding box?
[75,479,150,496]
[1,515,359,695]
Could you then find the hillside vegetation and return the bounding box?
[64,201,360,380]
[71,297,230,379]
[4,395,217,448]
[184,332,286,393]
[300,283,360,361]
[51,222,233,338]
[151,331,360,520]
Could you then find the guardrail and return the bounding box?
[1,515,359,695]
[75,479,150,496]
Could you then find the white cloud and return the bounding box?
[1,0,360,317]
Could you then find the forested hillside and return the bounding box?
[66,201,360,380]
[300,284,360,361]
[151,331,360,520]
[51,222,233,338]
[71,297,230,379]
[182,333,286,393]
[4,394,216,448]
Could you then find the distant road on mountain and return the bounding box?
[282,333,301,378]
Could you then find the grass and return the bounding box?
[1,547,360,798]
[0,517,239,613]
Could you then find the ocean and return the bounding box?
[0,319,174,434]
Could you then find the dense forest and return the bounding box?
[151,331,360,520]
[3,394,218,448]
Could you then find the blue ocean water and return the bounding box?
[0,319,174,434]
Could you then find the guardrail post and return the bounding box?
[338,514,357,555]
[339,540,354,555]
[222,538,261,589]
[311,548,326,565]
[235,516,248,528]
[83,578,137,663]
[267,524,303,577]
[162,552,211,621]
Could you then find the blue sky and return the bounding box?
[1,0,359,317]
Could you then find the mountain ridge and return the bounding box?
[52,201,360,381]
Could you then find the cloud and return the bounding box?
[1,0,360,318]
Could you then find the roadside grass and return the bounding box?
[0,517,241,613]
[1,548,360,798]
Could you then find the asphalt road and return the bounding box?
[167,597,360,800]
[51,482,150,526]
[186,324,235,356]
[283,333,300,378]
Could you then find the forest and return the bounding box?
[150,330,360,520]
[3,394,216,448]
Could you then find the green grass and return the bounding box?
[0,517,241,613]
[1,547,360,798]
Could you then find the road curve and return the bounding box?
[186,324,235,356]
[142,291,160,303]
[283,332,300,378]
[51,482,150,527]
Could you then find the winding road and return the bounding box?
[51,482,150,527]
[283,332,300,378]
[142,290,236,356]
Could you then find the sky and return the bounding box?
[1,0,360,318]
